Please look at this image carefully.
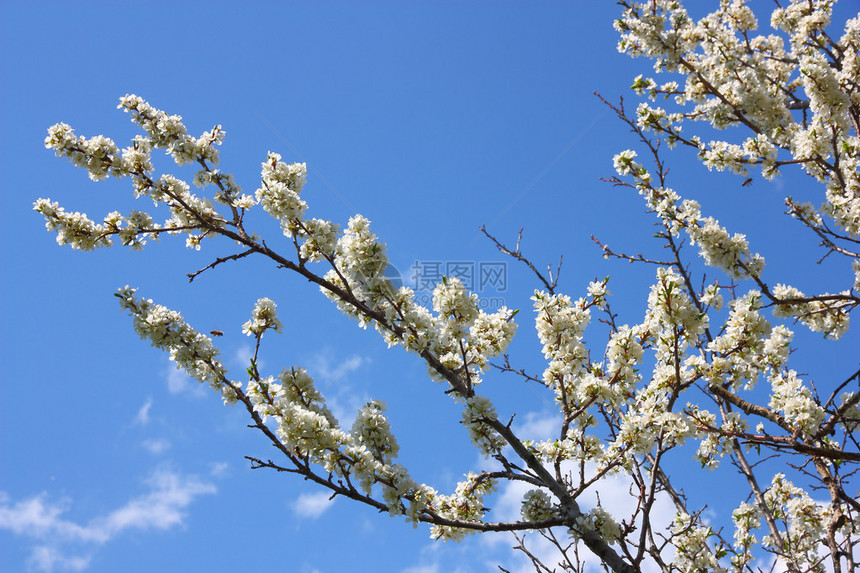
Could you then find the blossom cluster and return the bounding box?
[246,366,343,456]
[118,94,223,166]
[768,370,826,437]
[670,513,727,573]
[44,123,123,181]
[521,489,557,522]
[573,506,622,544]
[771,283,850,339]
[644,267,707,342]
[680,202,765,280]
[761,473,854,569]
[242,297,283,337]
[256,152,309,235]
[33,199,113,251]
[615,0,860,246]
[613,151,766,280]
[115,286,231,401]
[524,414,602,466]
[430,472,496,541]
[731,502,761,569]
[319,217,516,400]
[39,96,229,252]
[533,290,591,392]
[704,292,788,391]
[351,400,400,464]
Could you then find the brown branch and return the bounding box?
[187,248,255,282]
[481,226,561,294]
[590,234,674,266]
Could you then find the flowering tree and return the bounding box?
[34,1,859,571]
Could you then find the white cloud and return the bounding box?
[309,350,365,382]
[234,344,253,367]
[0,492,96,541]
[513,410,561,443]
[209,462,229,477]
[165,363,204,396]
[291,491,334,519]
[333,355,364,379]
[489,476,532,525]
[97,470,215,534]
[141,439,171,455]
[306,349,369,427]
[0,469,216,572]
[28,546,90,573]
[401,565,438,573]
[134,398,153,426]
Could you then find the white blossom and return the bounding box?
[33,200,111,251]
[670,513,727,573]
[772,283,850,339]
[769,370,825,437]
[573,506,621,544]
[731,502,760,569]
[521,489,556,522]
[255,152,309,234]
[242,297,283,337]
[461,396,504,455]
[351,401,399,464]
[115,286,232,402]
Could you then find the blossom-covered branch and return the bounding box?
[36,2,860,572]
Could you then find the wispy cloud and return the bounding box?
[141,439,171,455]
[0,469,216,572]
[164,363,204,397]
[400,563,439,573]
[134,398,153,426]
[28,547,90,573]
[209,462,229,477]
[234,344,253,367]
[291,492,334,519]
[401,565,439,573]
[309,350,366,382]
[306,349,368,427]
[98,470,215,533]
[514,410,562,442]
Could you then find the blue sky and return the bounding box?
[2,1,858,572]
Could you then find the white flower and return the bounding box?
[587,278,611,308]
[573,506,621,543]
[772,283,850,339]
[33,199,111,251]
[461,395,504,455]
[299,218,339,262]
[613,149,642,176]
[433,277,479,340]
[671,513,728,573]
[242,297,283,337]
[521,489,556,522]
[116,286,231,400]
[351,401,399,464]
[255,153,309,232]
[645,267,707,339]
[769,370,825,437]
